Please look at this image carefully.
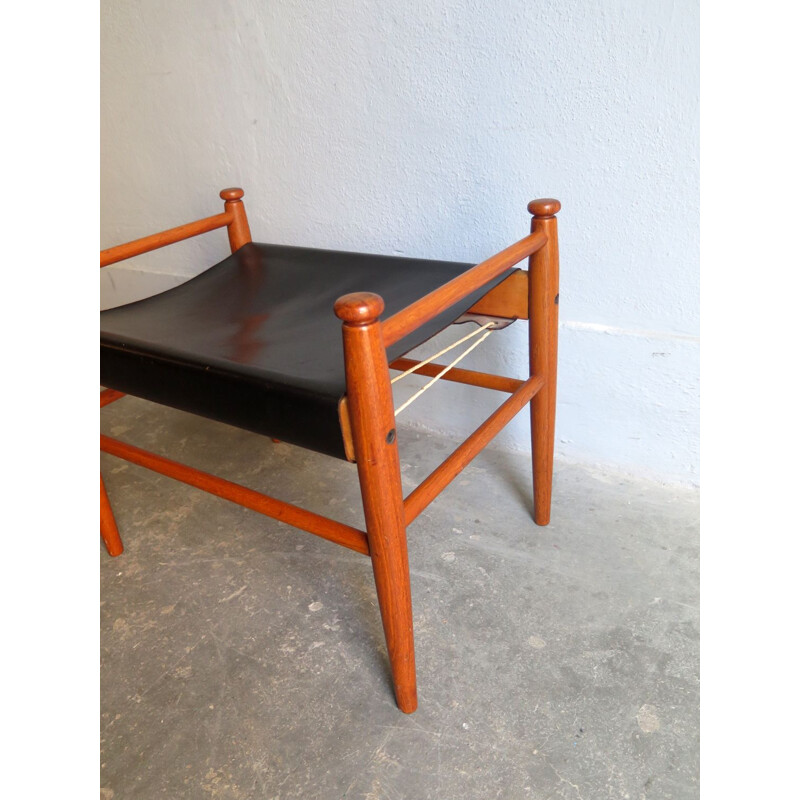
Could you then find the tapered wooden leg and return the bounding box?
[335,292,418,713]
[528,199,561,526]
[100,474,124,556]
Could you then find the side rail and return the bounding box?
[380,228,547,347]
[336,198,561,520]
[100,188,252,267]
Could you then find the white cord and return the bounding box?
[390,320,496,385]
[393,327,495,415]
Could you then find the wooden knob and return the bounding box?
[334,292,385,324]
[528,198,561,217]
[220,188,245,201]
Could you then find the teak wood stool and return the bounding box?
[100,188,560,713]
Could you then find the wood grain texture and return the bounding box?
[388,358,524,394]
[465,269,529,320]
[100,212,232,267]
[381,231,546,347]
[528,200,560,525]
[527,199,561,217]
[404,375,544,524]
[100,187,252,267]
[337,397,357,462]
[100,434,370,556]
[220,188,252,252]
[336,292,418,713]
[99,188,563,713]
[100,475,124,556]
[100,388,126,407]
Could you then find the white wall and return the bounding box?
[101,0,699,484]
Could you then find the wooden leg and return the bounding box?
[528,200,561,526]
[335,292,418,713]
[100,474,124,556]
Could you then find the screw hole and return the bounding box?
[386,429,396,444]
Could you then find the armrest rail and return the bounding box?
[100,211,233,267]
[380,230,547,347]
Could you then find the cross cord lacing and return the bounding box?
[392,320,497,415]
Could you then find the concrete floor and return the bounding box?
[100,397,699,799]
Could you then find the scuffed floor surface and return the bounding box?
[101,397,699,799]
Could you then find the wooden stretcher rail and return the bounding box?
[100,211,232,267]
[381,230,547,348]
[100,389,126,407]
[403,374,544,524]
[100,475,124,556]
[388,359,524,394]
[100,434,370,556]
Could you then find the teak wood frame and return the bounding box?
[100,188,560,713]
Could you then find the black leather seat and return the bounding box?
[101,242,512,459]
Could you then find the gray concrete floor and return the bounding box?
[101,397,699,799]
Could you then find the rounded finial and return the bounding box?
[528,198,561,217]
[334,292,385,324]
[220,188,245,201]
